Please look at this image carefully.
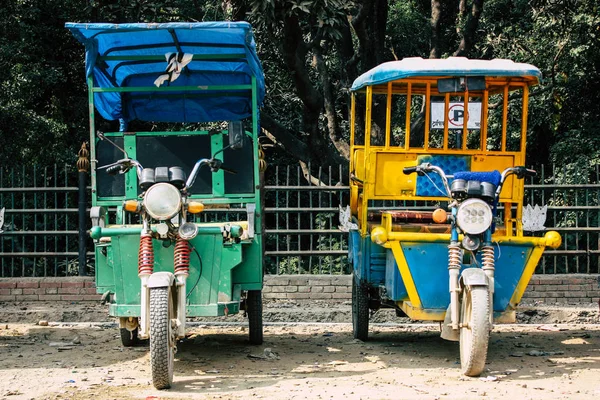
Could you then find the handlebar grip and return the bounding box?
[403,166,418,175]
[524,168,537,177]
[106,165,122,176]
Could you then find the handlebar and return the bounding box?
[99,156,237,192]
[403,163,536,200]
[185,157,237,190]
[98,158,143,179]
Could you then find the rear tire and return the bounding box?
[120,327,138,347]
[459,286,490,377]
[150,287,176,389]
[247,290,263,345]
[352,273,369,341]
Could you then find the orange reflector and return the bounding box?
[187,201,205,214]
[432,208,447,224]
[123,200,140,213]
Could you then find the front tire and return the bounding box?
[150,287,176,389]
[247,290,263,345]
[352,273,369,341]
[459,286,491,376]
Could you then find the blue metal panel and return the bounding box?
[416,155,470,197]
[385,250,408,301]
[349,231,386,286]
[492,244,532,310]
[393,241,533,311]
[401,242,450,309]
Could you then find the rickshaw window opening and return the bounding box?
[408,93,425,149]
[481,90,489,152]
[405,83,411,150]
[388,88,406,147]
[443,93,449,150]
[385,82,392,149]
[462,91,468,150]
[370,93,388,146]
[424,83,431,150]
[520,85,529,154]
[505,87,524,153]
[501,86,509,152]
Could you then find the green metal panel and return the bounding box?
[106,230,246,317]
[94,244,114,292]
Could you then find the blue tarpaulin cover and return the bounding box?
[351,57,541,91]
[66,22,265,123]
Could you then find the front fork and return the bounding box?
[138,224,190,339]
[448,229,495,331]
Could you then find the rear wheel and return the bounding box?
[247,290,263,345]
[352,273,369,341]
[150,286,176,389]
[459,286,490,376]
[119,317,139,347]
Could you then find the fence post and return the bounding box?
[77,142,90,276]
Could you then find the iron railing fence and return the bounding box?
[0,165,92,277]
[0,163,598,277]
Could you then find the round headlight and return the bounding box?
[143,183,182,221]
[456,198,493,234]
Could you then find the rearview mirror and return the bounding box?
[437,77,486,93]
[228,121,245,150]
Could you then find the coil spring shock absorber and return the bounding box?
[448,242,462,329]
[481,244,495,325]
[448,243,462,269]
[138,234,154,276]
[174,238,191,276]
[481,245,495,269]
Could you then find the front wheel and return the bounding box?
[459,286,491,376]
[246,290,263,345]
[149,286,176,389]
[352,273,369,341]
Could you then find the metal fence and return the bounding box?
[0,165,91,277]
[0,163,598,277]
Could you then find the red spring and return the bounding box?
[138,235,154,276]
[174,239,191,276]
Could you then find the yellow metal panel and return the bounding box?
[509,245,545,307]
[373,153,417,196]
[388,241,422,308]
[352,148,366,181]
[398,301,445,321]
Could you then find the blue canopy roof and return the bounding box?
[351,57,541,91]
[66,22,265,123]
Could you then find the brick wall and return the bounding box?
[0,274,599,305]
[0,277,99,302]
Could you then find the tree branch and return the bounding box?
[260,112,311,161]
[280,13,323,113]
[430,0,442,59]
[453,0,484,57]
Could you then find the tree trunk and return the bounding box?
[454,0,485,57]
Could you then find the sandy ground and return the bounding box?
[0,302,599,400]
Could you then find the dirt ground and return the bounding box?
[1,302,600,400]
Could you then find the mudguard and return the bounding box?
[460,268,488,287]
[147,271,176,288]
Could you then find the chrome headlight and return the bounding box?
[456,198,493,235]
[143,183,182,221]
